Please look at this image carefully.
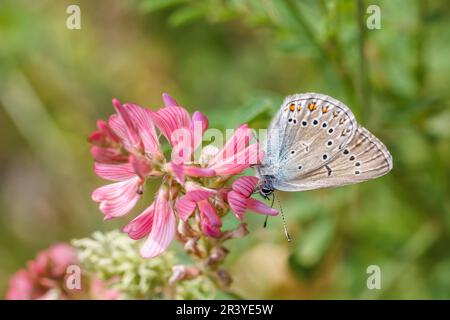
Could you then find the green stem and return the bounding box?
[285,0,355,103]
[357,0,372,122]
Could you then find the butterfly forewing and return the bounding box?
[273,125,393,191]
[261,93,357,178]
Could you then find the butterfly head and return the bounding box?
[259,175,275,199]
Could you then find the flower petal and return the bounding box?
[140,187,176,258]
[198,200,221,227]
[151,106,191,146]
[232,176,259,198]
[94,163,135,181]
[129,154,152,178]
[122,104,161,157]
[227,191,247,221]
[246,198,278,216]
[92,177,141,219]
[162,93,179,107]
[210,124,253,165]
[175,196,196,221]
[88,120,119,145]
[198,199,222,237]
[190,111,208,133]
[209,144,262,176]
[185,189,215,202]
[6,270,33,300]
[108,114,134,151]
[183,165,216,177]
[91,146,128,164]
[167,162,185,184]
[123,203,154,240]
[112,99,140,148]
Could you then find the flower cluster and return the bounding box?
[89,93,278,261]
[6,243,119,300]
[72,230,215,299]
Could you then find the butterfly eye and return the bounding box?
[322,154,328,160]
[261,187,273,196]
[343,149,349,155]
[328,128,334,134]
[327,140,333,146]
[313,119,319,126]
[322,122,328,128]
[290,150,295,154]
[355,162,361,166]
[298,165,303,170]
[355,170,360,175]
[349,155,355,161]
[301,121,308,127]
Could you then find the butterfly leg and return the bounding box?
[262,194,274,228]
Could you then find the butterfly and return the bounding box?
[255,93,393,239]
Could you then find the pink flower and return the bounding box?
[151,97,213,182]
[139,186,177,258]
[92,163,145,220]
[6,244,77,300]
[6,244,120,300]
[91,99,163,220]
[88,120,127,164]
[205,124,264,176]
[89,277,121,300]
[228,176,278,220]
[176,183,222,237]
[110,99,162,158]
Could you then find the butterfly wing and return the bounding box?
[258,93,358,177]
[273,125,393,191]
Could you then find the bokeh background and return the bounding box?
[1,0,449,299]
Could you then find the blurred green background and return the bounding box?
[0,0,449,299]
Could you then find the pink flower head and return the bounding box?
[90,93,275,260]
[6,243,120,300]
[6,244,77,300]
[228,176,278,220]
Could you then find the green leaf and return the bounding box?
[168,5,207,27]
[139,0,186,13]
[289,217,336,278]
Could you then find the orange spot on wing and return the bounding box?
[308,103,317,111]
[289,104,296,111]
[322,106,328,113]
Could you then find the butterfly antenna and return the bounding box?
[274,192,292,242]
